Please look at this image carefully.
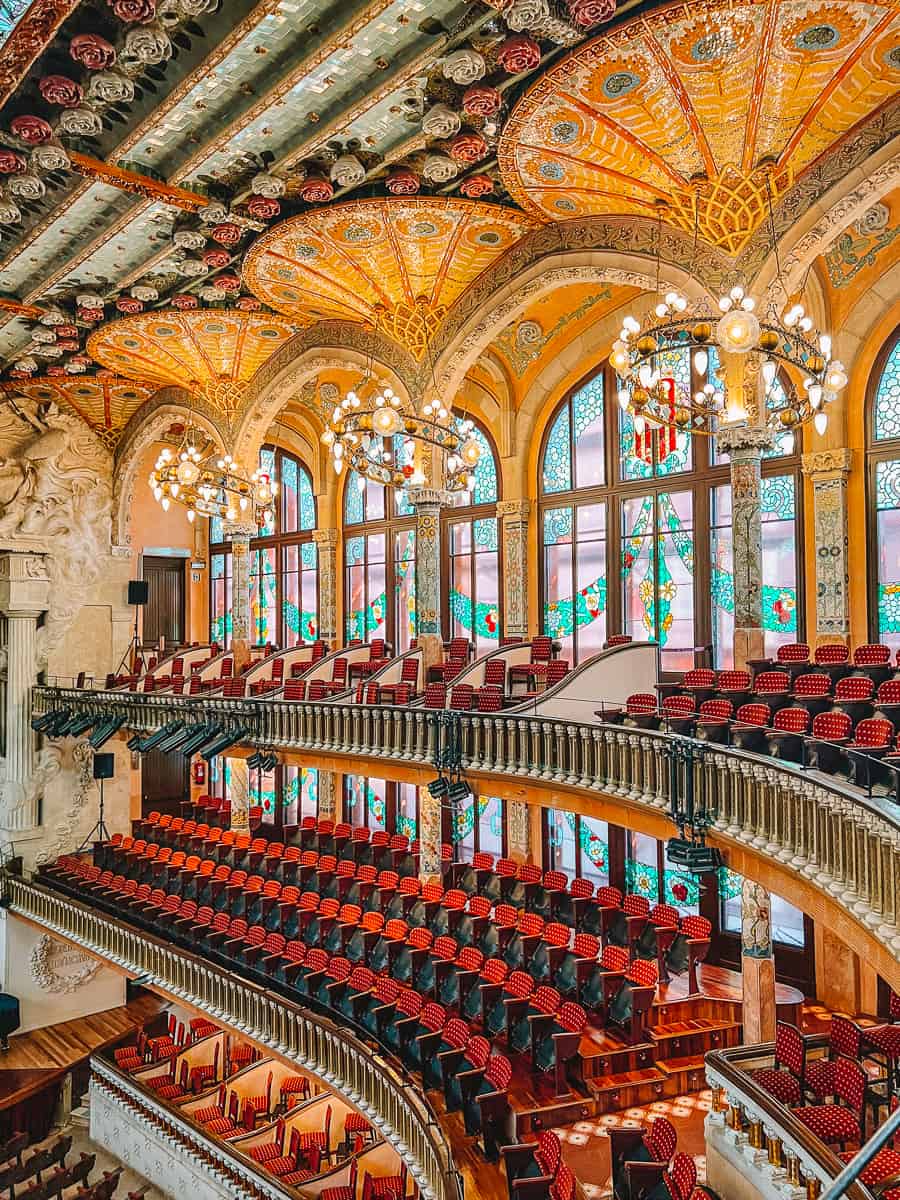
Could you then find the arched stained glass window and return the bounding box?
[540,351,803,669]
[209,446,318,648]
[869,332,900,651]
[447,420,501,652]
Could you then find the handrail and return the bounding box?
[29,685,900,984]
[821,1103,900,1200]
[1,872,461,1200]
[705,1044,875,1200]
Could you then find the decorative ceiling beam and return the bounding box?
[0,297,44,319]
[0,0,82,109]
[67,153,211,213]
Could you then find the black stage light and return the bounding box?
[178,723,223,757]
[427,776,449,799]
[67,713,97,737]
[446,780,471,806]
[200,726,247,761]
[88,715,125,750]
[137,721,185,754]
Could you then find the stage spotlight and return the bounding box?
[200,726,247,761]
[427,776,449,799]
[446,780,470,806]
[88,715,125,750]
[136,721,185,754]
[666,836,722,873]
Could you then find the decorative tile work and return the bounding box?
[823,203,900,288]
[494,289,606,376]
[802,449,852,638]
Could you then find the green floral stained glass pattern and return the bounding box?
[452,794,497,843]
[875,340,900,441]
[876,459,900,636]
[624,858,701,906]
[394,437,415,516]
[468,424,498,505]
[573,374,604,442]
[344,472,364,524]
[761,474,796,521]
[543,405,572,493]
[298,464,315,530]
[876,458,900,510]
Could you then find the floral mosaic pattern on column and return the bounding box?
[802,449,852,640]
[418,785,441,881]
[741,878,773,959]
[223,519,256,648]
[312,527,338,645]
[715,427,774,632]
[498,499,530,637]
[410,488,450,637]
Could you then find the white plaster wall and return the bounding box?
[0,912,125,1036]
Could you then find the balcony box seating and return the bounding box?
[665,915,712,995]
[551,932,599,998]
[657,668,717,704]
[431,638,473,683]
[519,659,570,701]
[348,639,390,680]
[606,894,650,951]
[380,657,420,704]
[634,903,680,981]
[753,1021,806,1103]
[814,643,851,680]
[580,885,624,939]
[841,717,894,786]
[852,643,893,684]
[715,670,752,707]
[441,1034,491,1113]
[607,958,659,1044]
[354,976,403,1041]
[684,698,733,741]
[501,1130,563,1199]
[609,1116,677,1200]
[621,694,659,729]
[830,675,876,723]
[728,703,772,752]
[605,635,632,648]
[792,1056,866,1148]
[579,944,630,1014]
[530,998,587,1097]
[459,1053,512,1160]
[804,711,853,773]
[764,706,811,761]
[789,672,833,717]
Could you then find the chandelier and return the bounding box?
[612,190,848,455]
[149,427,277,526]
[321,380,482,494]
[611,288,848,452]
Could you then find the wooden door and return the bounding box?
[141,750,190,818]
[142,556,185,647]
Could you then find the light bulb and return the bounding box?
[239,496,248,510]
[799,316,813,333]
[638,363,653,388]
[461,437,481,466]
[161,497,170,511]
[814,411,828,436]
[762,359,777,388]
[819,334,832,356]
[782,433,794,455]
[825,362,848,391]
[334,442,344,458]
[356,474,366,493]
[741,296,755,311]
[634,415,645,436]
[665,292,678,306]
[187,509,195,523]
[693,349,708,376]
[226,507,236,520]
[618,389,630,411]
[655,304,668,319]
[217,459,225,469]
[808,383,823,408]
[716,309,760,354]
[718,295,732,312]
[674,295,687,312]
[334,458,343,474]
[610,346,630,373]
[153,487,162,502]
[730,285,744,301]
[623,315,640,334]
[321,429,335,445]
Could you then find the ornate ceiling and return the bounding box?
[0,0,898,448]
[0,368,154,447]
[499,0,900,255]
[243,198,538,356]
[87,308,296,418]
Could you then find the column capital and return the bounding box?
[801,448,853,477]
[715,424,775,460]
[497,499,531,520]
[0,552,50,616]
[222,520,257,542]
[312,527,339,548]
[408,486,452,509]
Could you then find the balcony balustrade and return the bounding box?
[30,685,900,976]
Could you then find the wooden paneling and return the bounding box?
[141,749,189,818]
[142,556,185,647]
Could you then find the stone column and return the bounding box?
[498,499,531,638]
[0,553,50,832]
[506,799,531,862]
[741,878,776,1044]
[317,769,337,820]
[802,449,852,648]
[418,784,441,884]
[223,520,256,673]
[312,528,338,647]
[409,487,451,673]
[228,756,249,833]
[715,427,775,668]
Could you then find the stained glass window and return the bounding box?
[449,518,500,651]
[210,552,232,646]
[541,375,604,495]
[619,348,692,480]
[626,832,699,914]
[453,792,505,859]
[875,459,900,651]
[394,436,415,517]
[711,476,798,666]
[543,405,572,494]
[394,529,416,652]
[258,447,276,536]
[874,338,900,441]
[450,421,499,507]
[282,542,318,643]
[249,545,277,644]
[720,868,805,946]
[542,504,606,662]
[622,492,694,670]
[345,532,387,642]
[546,810,609,887]
[344,472,384,525]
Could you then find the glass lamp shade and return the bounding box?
[176,459,200,485]
[461,437,481,466]
[716,309,760,354]
[372,406,403,436]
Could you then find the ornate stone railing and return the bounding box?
[30,686,900,979]
[705,1045,877,1200]
[91,1058,293,1200]
[2,873,461,1200]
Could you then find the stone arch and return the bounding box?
[112,391,227,548]
[429,249,715,404]
[230,332,417,473]
[751,140,900,299]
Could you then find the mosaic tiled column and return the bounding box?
[802,449,852,648]
[498,499,531,638]
[317,769,336,820]
[409,487,450,671]
[741,879,776,1044]
[715,427,775,669]
[228,756,250,833]
[312,528,338,647]
[223,519,256,674]
[506,800,530,862]
[418,784,442,884]
[0,554,49,832]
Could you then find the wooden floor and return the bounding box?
[0,993,164,1082]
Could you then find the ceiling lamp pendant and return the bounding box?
[148,426,277,528]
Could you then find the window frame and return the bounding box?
[209,445,318,648]
[865,327,900,646]
[538,359,804,670]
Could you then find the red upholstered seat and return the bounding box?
[776,643,810,664]
[815,644,850,666]
[836,1147,900,1186]
[753,1021,805,1104]
[793,1057,865,1146]
[810,710,853,740]
[626,693,657,714]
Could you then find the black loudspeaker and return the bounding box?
[127,580,149,606]
[93,753,115,781]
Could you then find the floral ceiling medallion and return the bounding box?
[498,0,900,256]
[242,198,538,358]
